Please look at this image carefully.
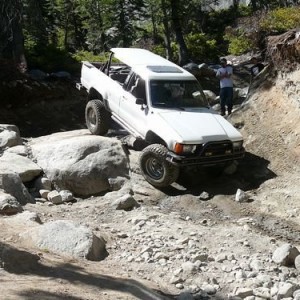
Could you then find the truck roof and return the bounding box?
[111,48,195,80]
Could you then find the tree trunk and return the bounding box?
[170,0,189,65]
[161,0,173,60]
[11,0,27,72]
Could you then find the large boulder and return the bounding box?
[0,190,23,215]
[0,172,34,205]
[30,130,129,197]
[272,243,300,267]
[0,153,42,182]
[0,124,22,150]
[21,220,108,261]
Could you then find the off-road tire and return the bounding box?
[85,99,110,135]
[139,144,179,188]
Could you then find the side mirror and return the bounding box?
[136,98,147,111]
[136,98,146,105]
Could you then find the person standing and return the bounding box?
[250,57,265,78]
[216,58,233,116]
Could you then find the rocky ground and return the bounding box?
[0,66,300,300]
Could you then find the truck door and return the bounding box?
[118,73,148,137]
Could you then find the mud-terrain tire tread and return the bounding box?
[139,144,179,188]
[85,99,110,135]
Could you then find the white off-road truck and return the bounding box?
[79,48,245,188]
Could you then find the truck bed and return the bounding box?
[83,61,131,85]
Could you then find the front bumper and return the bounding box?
[166,140,245,167]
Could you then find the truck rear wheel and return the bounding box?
[85,99,110,135]
[139,144,179,188]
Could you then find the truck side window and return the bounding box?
[123,71,135,90]
[125,73,146,101]
[130,77,146,101]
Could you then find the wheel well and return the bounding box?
[145,131,167,147]
[88,88,103,101]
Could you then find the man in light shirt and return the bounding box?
[216,58,233,116]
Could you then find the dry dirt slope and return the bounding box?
[233,68,300,175]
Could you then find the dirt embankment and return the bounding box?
[0,70,86,137]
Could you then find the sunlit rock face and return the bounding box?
[205,0,251,10]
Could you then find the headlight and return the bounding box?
[233,140,243,149]
[174,143,197,154]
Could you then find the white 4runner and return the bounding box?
[79,48,244,188]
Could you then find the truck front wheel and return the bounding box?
[139,144,179,188]
[85,100,110,135]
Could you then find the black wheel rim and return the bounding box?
[145,157,164,180]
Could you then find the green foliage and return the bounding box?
[237,4,253,17]
[4,0,300,71]
[26,44,80,73]
[72,50,108,62]
[185,33,218,62]
[224,30,254,55]
[152,45,166,57]
[260,7,300,33]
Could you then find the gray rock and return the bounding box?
[177,291,194,300]
[108,176,127,191]
[28,69,48,80]
[0,124,22,150]
[112,194,140,211]
[293,289,300,300]
[181,261,197,275]
[277,282,298,299]
[22,220,108,261]
[5,145,27,156]
[272,243,300,266]
[249,259,263,271]
[34,176,52,191]
[50,71,71,79]
[253,287,271,299]
[13,211,42,224]
[235,189,249,203]
[0,172,34,204]
[295,255,300,271]
[30,130,129,197]
[59,190,74,202]
[234,288,253,298]
[47,190,63,204]
[203,90,217,103]
[39,189,50,199]
[0,153,42,182]
[0,190,23,214]
[202,284,217,295]
[198,191,210,201]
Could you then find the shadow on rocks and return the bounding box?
[160,151,276,198]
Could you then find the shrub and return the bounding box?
[224,30,254,55]
[185,33,218,62]
[260,7,300,33]
[26,44,80,74]
[72,51,108,63]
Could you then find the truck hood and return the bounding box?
[155,109,243,143]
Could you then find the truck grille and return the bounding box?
[196,141,233,157]
[166,140,244,166]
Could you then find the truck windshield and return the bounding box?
[150,80,208,109]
